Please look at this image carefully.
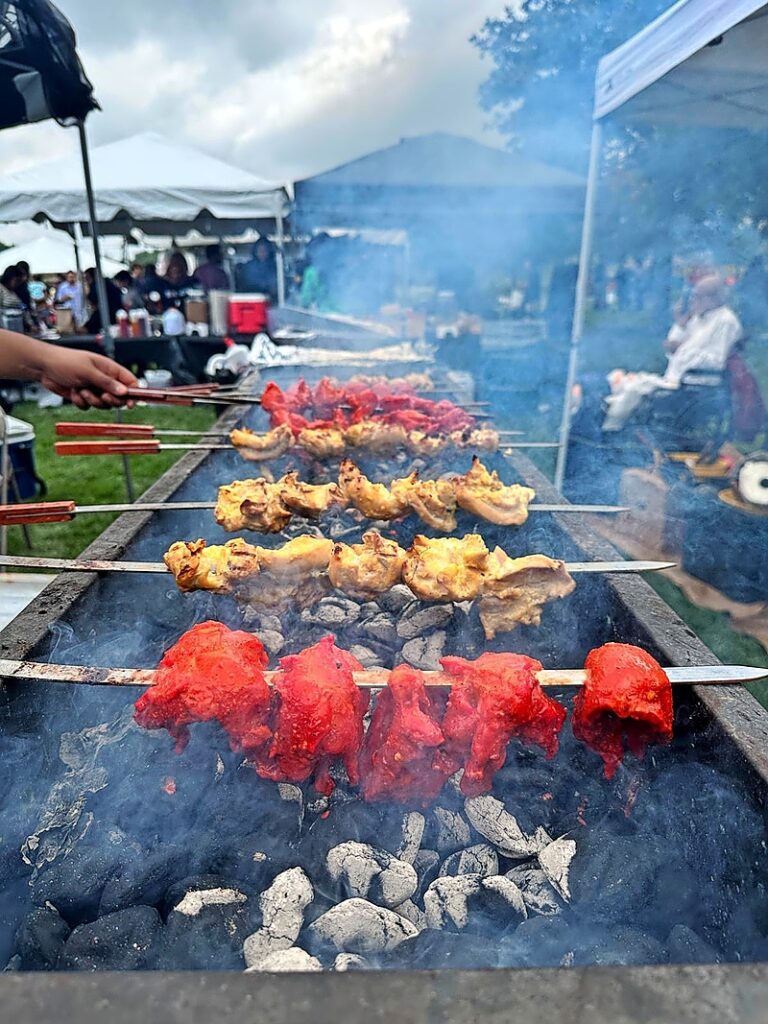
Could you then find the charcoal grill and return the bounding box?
[0,366,767,1022]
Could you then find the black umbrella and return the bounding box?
[0,0,112,350]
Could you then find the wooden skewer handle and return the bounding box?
[56,422,156,439]
[55,440,161,456]
[0,501,77,525]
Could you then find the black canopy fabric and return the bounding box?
[0,0,97,129]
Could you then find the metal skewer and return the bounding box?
[0,554,675,575]
[55,440,561,458]
[0,658,761,690]
[0,499,629,526]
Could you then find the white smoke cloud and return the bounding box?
[0,0,505,182]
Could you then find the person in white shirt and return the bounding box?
[602,275,742,431]
[55,270,85,327]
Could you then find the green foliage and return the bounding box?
[472,1,669,171]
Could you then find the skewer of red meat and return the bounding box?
[134,626,673,802]
[359,665,450,806]
[254,636,369,796]
[571,642,673,779]
[437,654,567,797]
[133,621,272,757]
[261,379,475,437]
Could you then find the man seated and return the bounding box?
[603,275,742,431]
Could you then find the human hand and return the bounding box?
[39,347,138,409]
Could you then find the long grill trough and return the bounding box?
[0,365,766,1022]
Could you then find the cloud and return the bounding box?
[0,0,506,183]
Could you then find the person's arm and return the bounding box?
[0,329,137,409]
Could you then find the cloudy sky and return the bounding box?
[0,0,510,183]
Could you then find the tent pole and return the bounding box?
[554,120,602,493]
[77,121,135,502]
[77,120,112,356]
[276,211,286,307]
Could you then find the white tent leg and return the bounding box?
[554,121,603,493]
[276,211,286,307]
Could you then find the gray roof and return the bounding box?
[297,132,585,191]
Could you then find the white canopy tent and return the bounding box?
[0,132,288,229]
[0,132,291,303]
[0,233,125,277]
[555,0,768,489]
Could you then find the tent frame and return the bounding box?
[554,0,768,490]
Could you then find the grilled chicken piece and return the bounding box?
[298,427,346,460]
[455,458,536,527]
[255,536,334,575]
[328,531,407,596]
[402,534,489,602]
[477,550,576,638]
[230,424,293,462]
[277,472,347,519]
[164,538,262,593]
[391,476,458,533]
[344,421,409,453]
[406,431,448,457]
[450,428,500,453]
[215,478,291,534]
[339,459,411,520]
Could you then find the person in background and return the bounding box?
[194,243,230,292]
[28,275,47,308]
[55,270,85,325]
[140,262,164,296]
[131,262,145,289]
[0,266,22,309]
[161,252,196,308]
[603,275,742,431]
[83,267,123,334]
[13,261,31,310]
[0,325,136,408]
[235,239,277,301]
[114,270,143,310]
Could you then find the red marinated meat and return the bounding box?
[572,643,673,779]
[312,378,347,419]
[255,637,369,795]
[438,654,566,796]
[360,665,450,806]
[133,621,271,756]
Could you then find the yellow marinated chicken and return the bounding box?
[338,459,411,520]
[454,458,536,527]
[215,478,291,534]
[255,535,334,575]
[477,549,576,638]
[277,472,348,519]
[402,534,489,602]
[164,538,262,593]
[391,476,458,533]
[328,531,407,596]
[230,424,293,462]
[406,431,449,457]
[344,421,409,454]
[298,426,346,461]
[450,428,500,453]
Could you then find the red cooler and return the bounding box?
[228,294,269,335]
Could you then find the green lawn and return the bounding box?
[6,402,218,559]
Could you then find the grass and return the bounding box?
[6,402,218,560]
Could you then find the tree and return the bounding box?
[472,1,670,173]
